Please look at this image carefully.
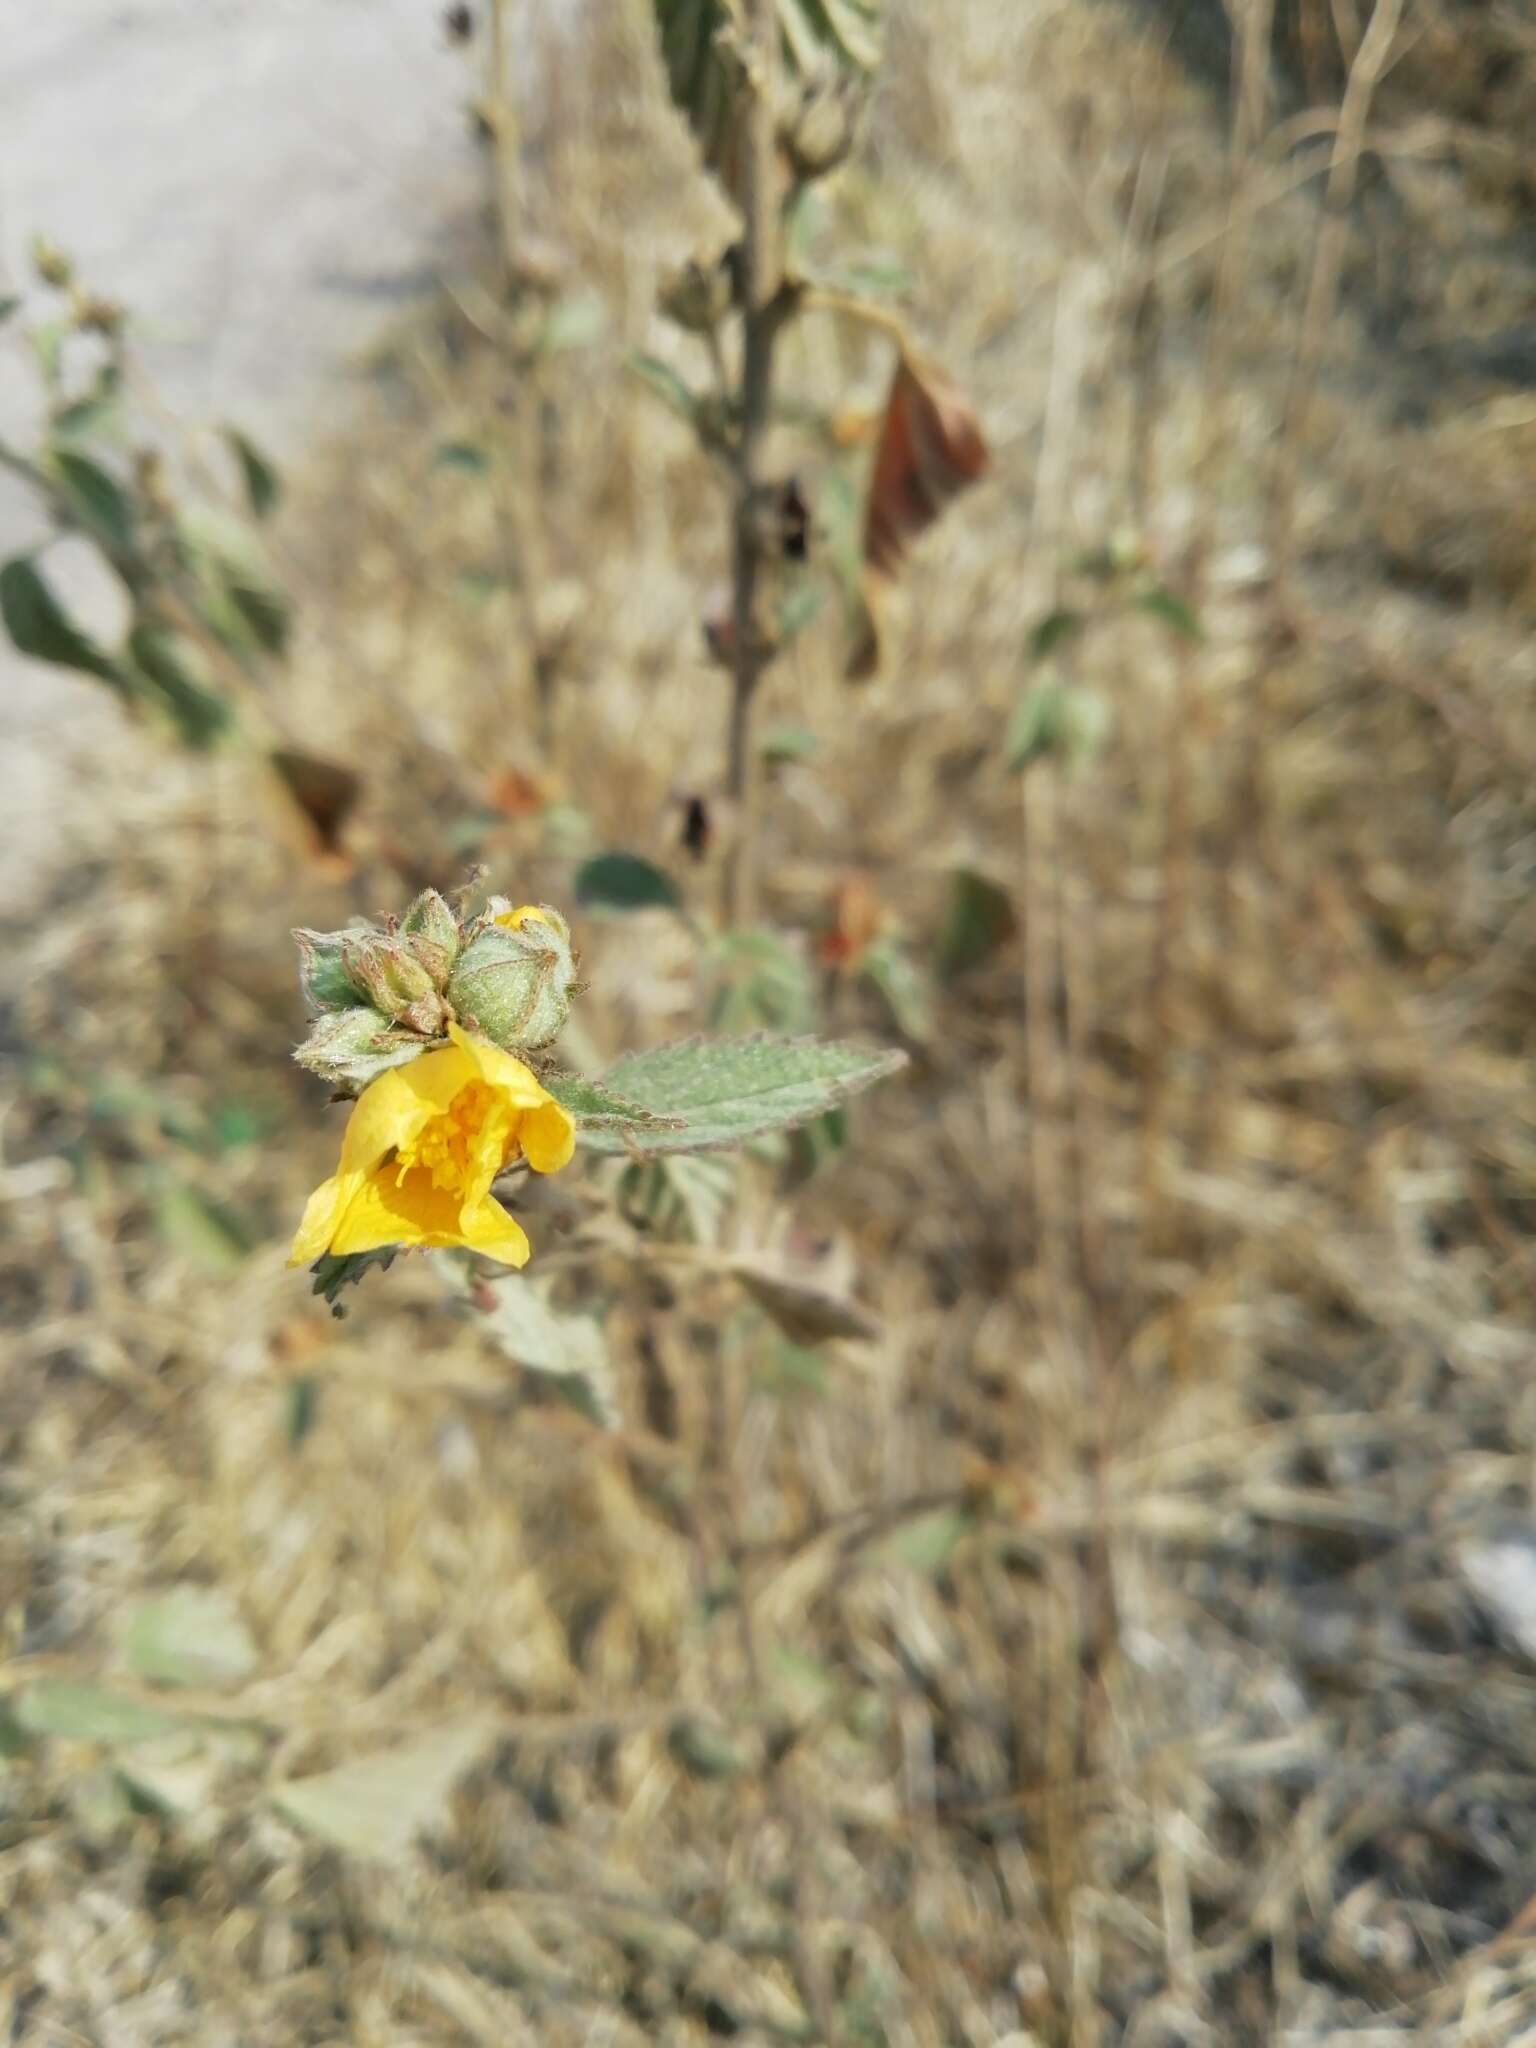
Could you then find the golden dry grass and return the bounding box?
[6,2,1536,2042]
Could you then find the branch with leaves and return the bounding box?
[639,0,991,926]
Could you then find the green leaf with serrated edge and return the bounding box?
[15,1681,185,1746]
[542,1072,682,1131]
[575,850,682,913]
[1135,584,1203,642]
[310,1247,399,1316]
[628,351,699,425]
[580,1035,906,1157]
[272,1720,499,1861]
[938,868,1016,981]
[0,558,133,695]
[123,1587,258,1689]
[1028,607,1081,660]
[50,447,136,557]
[128,622,232,748]
[223,426,281,520]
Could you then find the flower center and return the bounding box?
[395,1081,507,1195]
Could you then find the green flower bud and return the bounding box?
[341,933,450,1033]
[446,905,577,1053]
[399,889,462,987]
[293,926,368,1015]
[294,1007,431,1093]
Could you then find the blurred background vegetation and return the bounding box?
[5,1,1536,2041]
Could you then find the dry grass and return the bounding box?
[6,1,1536,2042]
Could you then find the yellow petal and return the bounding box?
[328,1164,462,1255]
[446,1023,553,1108]
[494,904,552,932]
[518,1097,576,1175]
[456,1194,532,1267]
[337,1050,470,1175]
[288,1173,347,1266]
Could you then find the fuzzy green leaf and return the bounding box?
[575,850,682,913]
[1027,607,1082,660]
[710,929,816,1033]
[128,622,232,748]
[123,1587,258,1690]
[51,447,136,557]
[15,1681,185,1747]
[0,557,133,696]
[1135,584,1203,643]
[543,1072,683,1132]
[272,1720,500,1861]
[223,426,281,520]
[938,868,1015,981]
[580,1034,906,1156]
[481,1280,617,1428]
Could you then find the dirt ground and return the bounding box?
[6,2,1536,2044]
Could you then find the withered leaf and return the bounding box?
[269,748,362,867]
[863,351,990,580]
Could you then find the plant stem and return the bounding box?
[723,0,783,930]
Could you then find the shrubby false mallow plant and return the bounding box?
[289,882,906,1311]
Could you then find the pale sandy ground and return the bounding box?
[0,0,484,896]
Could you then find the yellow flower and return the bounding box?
[289,1023,574,1270]
[494,904,551,932]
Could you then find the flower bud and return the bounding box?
[446,905,577,1053]
[294,1006,430,1092]
[780,63,860,183]
[658,254,733,335]
[341,933,450,1034]
[399,888,462,987]
[31,237,73,290]
[294,926,366,1015]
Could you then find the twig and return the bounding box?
[723,0,784,929]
